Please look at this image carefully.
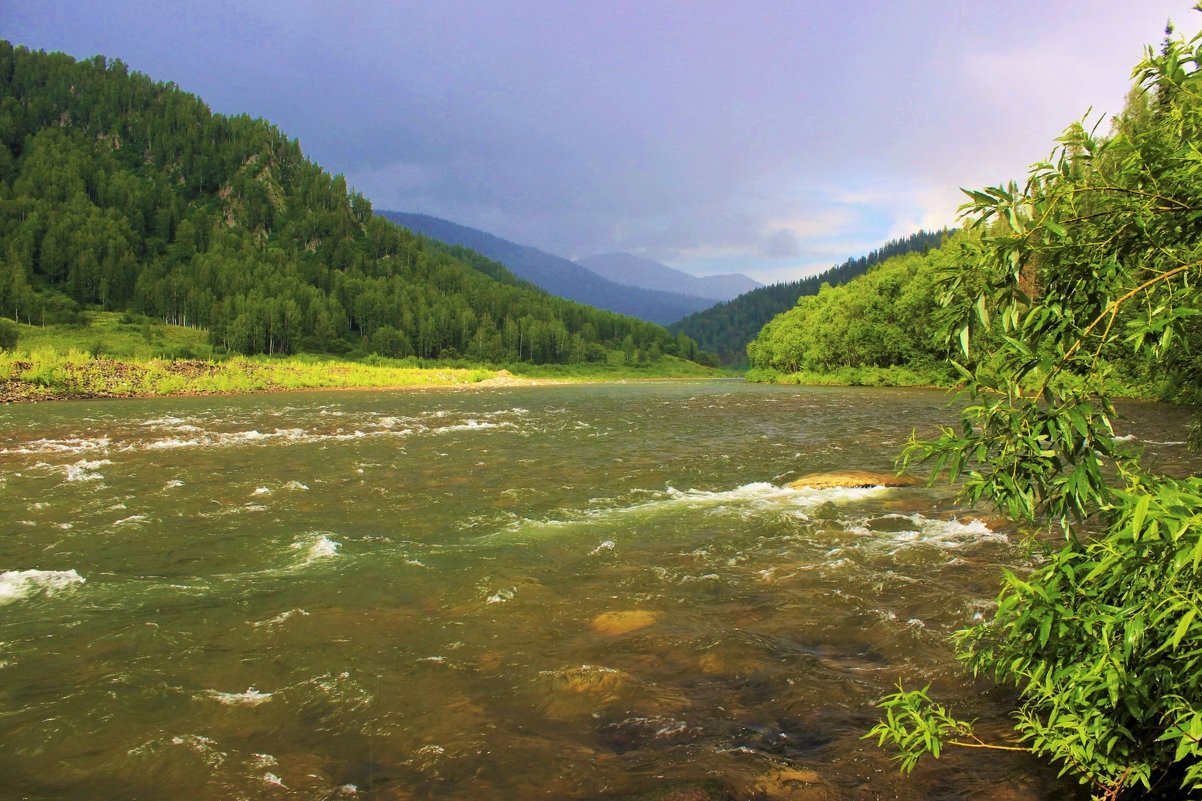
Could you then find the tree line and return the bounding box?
[0,42,701,365]
[670,229,948,365]
[744,234,967,379]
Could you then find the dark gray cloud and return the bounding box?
[6,0,1195,280]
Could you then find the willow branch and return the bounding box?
[1038,260,1199,395]
[947,739,1029,752]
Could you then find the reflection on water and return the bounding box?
[0,382,1192,800]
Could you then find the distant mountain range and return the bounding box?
[380,212,750,325]
[574,252,760,302]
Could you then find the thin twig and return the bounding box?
[1038,260,1199,395]
[947,738,1029,752]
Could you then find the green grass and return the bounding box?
[14,311,215,360]
[0,348,495,400]
[0,312,727,401]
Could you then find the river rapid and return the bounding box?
[1,381,1195,801]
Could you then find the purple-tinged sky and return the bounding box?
[5,1,1196,282]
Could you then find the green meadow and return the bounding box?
[0,312,723,401]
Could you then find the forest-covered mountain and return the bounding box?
[378,212,717,325]
[669,229,950,365]
[0,42,700,364]
[745,233,965,379]
[574,252,760,302]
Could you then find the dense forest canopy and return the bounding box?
[670,229,948,366]
[744,233,967,380]
[0,42,700,365]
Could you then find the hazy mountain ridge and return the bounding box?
[380,212,717,325]
[574,252,760,301]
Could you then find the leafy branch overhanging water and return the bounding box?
[868,15,1202,801]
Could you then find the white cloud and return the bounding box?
[881,185,964,241]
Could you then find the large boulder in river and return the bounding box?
[591,609,660,636]
[786,470,917,490]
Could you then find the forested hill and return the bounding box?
[746,233,966,382]
[669,229,950,365]
[379,212,717,325]
[0,42,697,364]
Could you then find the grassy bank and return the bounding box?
[0,313,726,402]
[0,349,499,402]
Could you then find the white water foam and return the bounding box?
[137,425,389,452]
[432,419,514,433]
[300,671,372,712]
[486,587,516,604]
[290,532,341,565]
[204,688,273,706]
[253,608,311,628]
[662,481,886,512]
[1115,434,1187,446]
[0,436,110,456]
[846,513,1007,551]
[6,408,526,461]
[127,734,227,768]
[64,458,112,482]
[251,753,278,768]
[500,482,889,538]
[0,569,85,603]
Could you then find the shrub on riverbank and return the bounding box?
[744,364,953,388]
[869,22,1202,799]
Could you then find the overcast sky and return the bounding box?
[6,1,1197,282]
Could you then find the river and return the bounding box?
[0,381,1194,800]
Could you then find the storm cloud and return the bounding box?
[6,0,1194,281]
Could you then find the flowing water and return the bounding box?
[0,381,1195,801]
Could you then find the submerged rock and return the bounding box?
[751,767,836,801]
[786,470,916,490]
[591,610,660,636]
[541,664,632,721]
[697,648,769,678]
[610,779,736,801]
[553,664,629,694]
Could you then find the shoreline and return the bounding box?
[0,354,728,404]
[0,364,567,405]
